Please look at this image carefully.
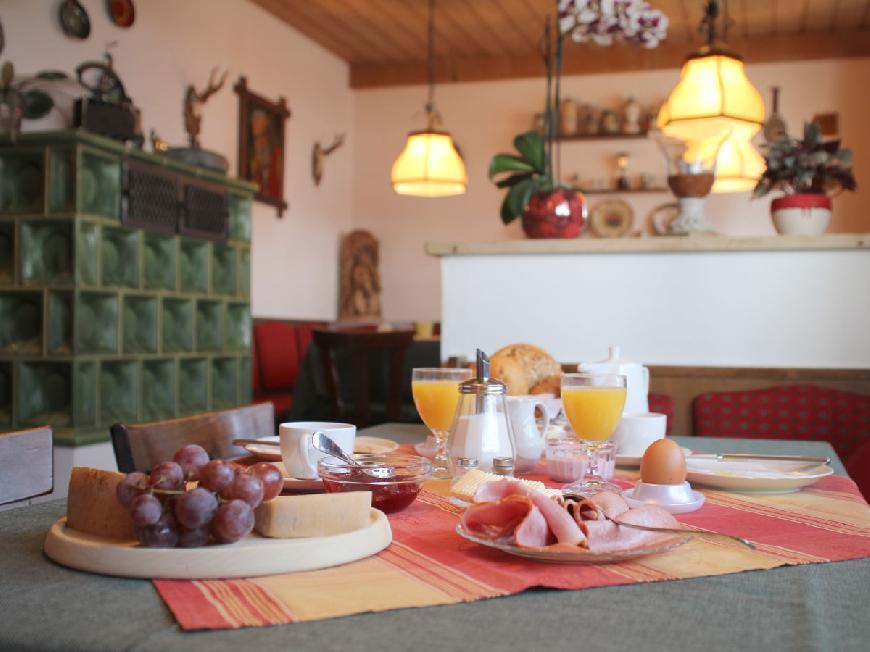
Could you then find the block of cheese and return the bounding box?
[450,469,562,502]
[66,467,136,541]
[254,491,372,539]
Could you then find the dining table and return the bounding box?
[1,424,868,652]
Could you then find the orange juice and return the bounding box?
[562,386,627,441]
[412,380,462,434]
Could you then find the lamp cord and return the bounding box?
[425,0,438,128]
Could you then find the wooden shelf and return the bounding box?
[557,132,650,142]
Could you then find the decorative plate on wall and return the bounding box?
[59,0,91,39]
[589,199,633,238]
[107,0,136,28]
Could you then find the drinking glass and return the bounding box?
[560,372,627,495]
[412,367,472,478]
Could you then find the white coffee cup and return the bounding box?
[610,412,666,457]
[279,421,356,479]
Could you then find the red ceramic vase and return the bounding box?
[521,189,587,239]
[770,193,832,236]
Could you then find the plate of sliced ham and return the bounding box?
[456,481,689,563]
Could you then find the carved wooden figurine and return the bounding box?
[184,68,228,148]
[312,134,345,185]
[338,230,381,321]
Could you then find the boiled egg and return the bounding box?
[639,439,687,485]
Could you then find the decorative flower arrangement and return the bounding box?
[753,122,856,198]
[489,0,668,237]
[558,0,668,48]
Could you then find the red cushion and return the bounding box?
[254,391,293,417]
[295,323,314,359]
[648,392,674,435]
[251,337,262,395]
[846,439,870,500]
[254,322,300,391]
[693,385,870,462]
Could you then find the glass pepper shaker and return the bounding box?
[446,349,516,476]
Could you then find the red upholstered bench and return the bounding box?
[252,320,320,419]
[693,385,870,463]
[648,392,674,435]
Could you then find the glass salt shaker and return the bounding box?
[446,349,516,477]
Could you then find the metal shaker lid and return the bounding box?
[459,349,506,395]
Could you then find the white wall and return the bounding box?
[352,58,870,321]
[4,0,354,320]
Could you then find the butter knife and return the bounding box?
[613,521,756,549]
[713,453,830,465]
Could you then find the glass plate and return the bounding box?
[455,523,688,564]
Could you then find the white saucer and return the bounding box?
[244,435,399,462]
[622,486,706,514]
[685,456,834,493]
[616,447,692,467]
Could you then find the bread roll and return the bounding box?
[489,355,529,395]
[529,374,561,397]
[490,344,561,395]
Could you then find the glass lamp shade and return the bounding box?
[657,52,765,143]
[391,130,467,197]
[711,135,765,193]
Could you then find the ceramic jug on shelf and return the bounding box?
[578,345,649,415]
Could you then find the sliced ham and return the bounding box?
[573,492,631,523]
[513,504,550,547]
[580,503,680,553]
[472,481,585,546]
[461,495,534,540]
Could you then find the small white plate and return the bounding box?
[616,447,692,467]
[622,486,706,514]
[243,435,399,462]
[685,455,834,493]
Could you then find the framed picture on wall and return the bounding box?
[234,76,290,216]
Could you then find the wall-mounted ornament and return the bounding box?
[234,76,290,216]
[106,0,135,28]
[59,0,91,40]
[339,230,381,321]
[311,134,345,186]
[164,68,228,172]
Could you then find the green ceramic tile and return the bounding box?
[0,291,42,354]
[79,150,120,218]
[73,361,97,426]
[0,150,44,214]
[212,244,236,296]
[211,356,237,408]
[230,194,251,242]
[0,361,11,425]
[143,233,177,291]
[75,292,118,354]
[100,360,139,424]
[76,222,99,286]
[21,219,74,284]
[142,359,175,421]
[101,227,139,288]
[162,298,193,353]
[225,302,251,352]
[238,247,250,297]
[47,291,73,353]
[238,356,252,405]
[17,361,72,427]
[0,222,13,285]
[48,148,75,213]
[195,300,223,352]
[179,238,208,293]
[179,358,208,414]
[123,295,158,354]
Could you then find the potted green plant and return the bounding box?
[753,122,856,235]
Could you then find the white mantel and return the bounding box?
[428,234,870,368]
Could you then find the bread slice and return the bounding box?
[66,467,136,541]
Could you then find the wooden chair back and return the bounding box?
[312,328,416,427]
[110,403,275,473]
[0,426,53,506]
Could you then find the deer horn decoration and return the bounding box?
[312,133,346,186]
[184,67,228,148]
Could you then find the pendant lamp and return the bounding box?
[391,0,466,197]
[711,135,764,193]
[657,0,764,143]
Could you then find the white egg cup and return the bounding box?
[622,481,705,514]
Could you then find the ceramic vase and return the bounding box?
[771,194,832,236]
[521,189,587,239]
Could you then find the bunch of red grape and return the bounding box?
[115,444,283,548]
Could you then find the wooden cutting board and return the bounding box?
[44,509,391,579]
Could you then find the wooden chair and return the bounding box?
[312,328,416,427]
[110,403,275,473]
[0,426,53,507]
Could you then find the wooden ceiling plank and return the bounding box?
[774,0,804,33]
[282,0,394,62]
[333,0,423,60]
[863,0,870,26]
[350,28,870,88]
[292,0,402,62]
[832,0,870,28]
[429,1,507,56]
[368,0,473,58]
[495,0,546,45]
[677,0,698,42]
[743,0,776,36]
[248,0,363,61]
[449,0,526,54]
[804,0,837,30]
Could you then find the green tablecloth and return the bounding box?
[0,426,866,652]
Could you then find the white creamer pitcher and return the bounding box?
[578,346,649,415]
[506,396,551,473]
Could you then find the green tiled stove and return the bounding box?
[0,129,256,447]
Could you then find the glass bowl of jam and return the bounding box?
[318,453,432,514]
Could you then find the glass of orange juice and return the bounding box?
[412,367,472,478]
[560,372,626,495]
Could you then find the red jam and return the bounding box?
[321,467,423,514]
